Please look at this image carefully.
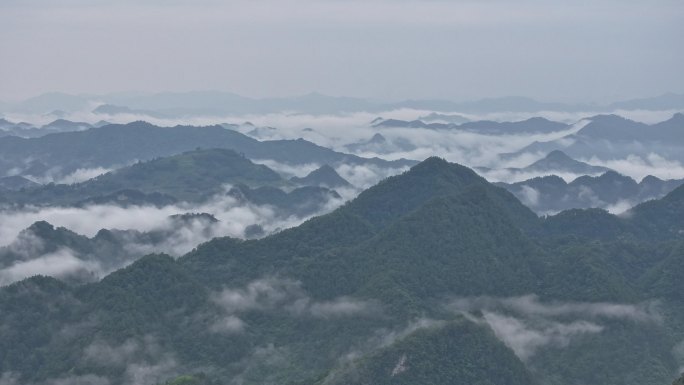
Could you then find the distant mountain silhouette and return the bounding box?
[6,91,684,116]
[0,121,416,180]
[418,112,470,124]
[290,165,352,188]
[345,133,416,154]
[0,118,91,138]
[501,170,684,213]
[373,117,568,134]
[0,148,286,206]
[506,113,684,161]
[521,150,611,174]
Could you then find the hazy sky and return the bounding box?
[1,0,682,103]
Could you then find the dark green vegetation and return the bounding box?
[1,158,684,385]
[84,148,282,201]
[318,319,537,385]
[0,121,415,180]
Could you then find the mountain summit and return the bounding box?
[290,164,351,188]
[523,150,611,174]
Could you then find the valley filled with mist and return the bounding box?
[2,0,684,384]
[1,92,684,385]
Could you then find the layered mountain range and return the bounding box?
[490,150,684,213]
[506,113,684,162]
[4,91,684,117]
[0,106,683,385]
[0,121,414,182]
[1,157,684,385]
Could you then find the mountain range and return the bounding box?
[0,149,281,206]
[1,157,683,385]
[0,149,346,222]
[477,150,612,179]
[289,165,351,189]
[507,113,684,162]
[0,214,221,286]
[372,116,570,134]
[0,121,415,181]
[344,133,417,155]
[500,171,684,214]
[4,91,684,116]
[0,118,96,138]
[513,150,611,175]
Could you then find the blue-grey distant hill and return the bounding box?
[344,133,417,154]
[0,121,416,180]
[0,148,285,206]
[505,113,684,161]
[499,171,684,213]
[0,118,93,138]
[290,165,352,189]
[0,175,39,191]
[0,148,342,213]
[505,150,612,175]
[5,91,684,116]
[373,117,569,134]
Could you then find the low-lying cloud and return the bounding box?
[211,277,381,333]
[21,166,115,185]
[251,159,408,191]
[449,295,661,323]
[83,336,179,385]
[583,153,684,181]
[9,108,683,189]
[335,164,408,190]
[480,312,603,361]
[0,336,179,385]
[0,248,101,286]
[447,295,661,361]
[0,187,345,248]
[0,188,347,286]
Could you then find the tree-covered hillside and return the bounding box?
[1,157,683,385]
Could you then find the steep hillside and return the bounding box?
[0,158,682,385]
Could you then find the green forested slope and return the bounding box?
[1,157,683,385]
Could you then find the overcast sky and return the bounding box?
[1,0,682,103]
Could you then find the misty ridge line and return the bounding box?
[1,111,683,287]
[3,113,683,181]
[0,187,352,286]
[3,90,684,115]
[1,151,683,384]
[2,0,683,382]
